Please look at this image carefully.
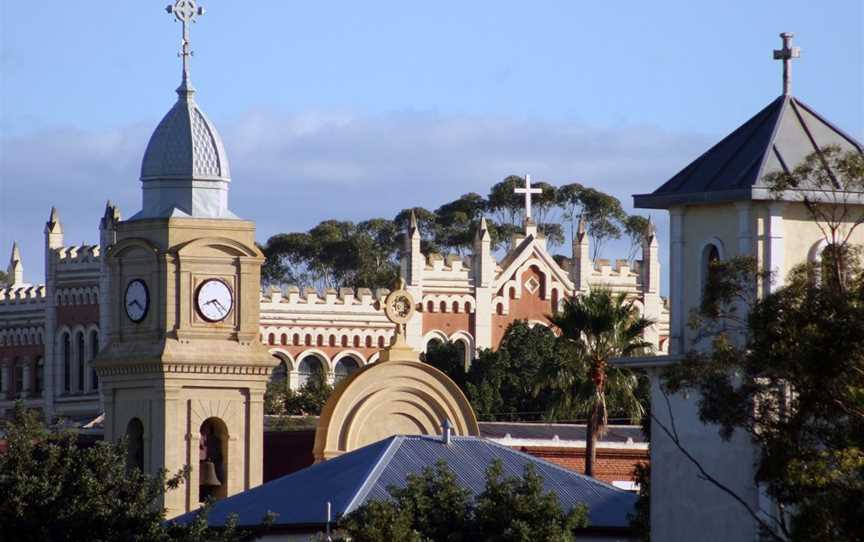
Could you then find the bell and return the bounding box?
[199,460,221,487]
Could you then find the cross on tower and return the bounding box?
[514,174,543,222]
[773,32,800,96]
[166,0,206,85]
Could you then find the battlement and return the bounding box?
[261,285,391,308]
[0,285,47,305]
[425,253,471,273]
[592,258,643,277]
[54,244,101,265]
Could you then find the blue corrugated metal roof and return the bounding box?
[634,95,864,209]
[173,435,636,530]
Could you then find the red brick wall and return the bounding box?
[56,304,99,329]
[422,310,471,338]
[492,266,554,347]
[514,446,649,484]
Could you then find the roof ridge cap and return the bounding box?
[753,95,793,183]
[344,436,403,515]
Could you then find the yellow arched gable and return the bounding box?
[313,356,480,461]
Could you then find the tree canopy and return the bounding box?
[0,403,253,542]
[338,459,589,542]
[261,176,647,290]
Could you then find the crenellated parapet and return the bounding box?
[0,285,47,306]
[261,285,392,309]
[54,244,101,266]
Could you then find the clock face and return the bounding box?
[196,279,233,322]
[125,279,149,323]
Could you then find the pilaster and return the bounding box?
[669,207,685,355]
[765,202,786,294]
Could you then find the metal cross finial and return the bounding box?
[514,174,543,222]
[166,0,205,86]
[773,32,800,96]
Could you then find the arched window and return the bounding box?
[452,301,460,313]
[701,242,722,294]
[297,355,324,388]
[378,336,386,348]
[13,359,23,397]
[270,357,288,385]
[293,333,300,345]
[440,301,447,312]
[199,418,229,502]
[268,333,275,345]
[334,357,360,383]
[427,300,434,312]
[62,333,71,393]
[341,336,348,347]
[34,357,44,395]
[280,334,287,346]
[365,336,373,348]
[126,418,145,473]
[90,330,99,390]
[77,332,85,392]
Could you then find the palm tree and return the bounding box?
[542,288,653,477]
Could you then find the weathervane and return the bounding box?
[166,0,205,87]
[773,32,800,96]
[514,174,543,223]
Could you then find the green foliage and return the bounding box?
[473,461,588,541]
[0,270,9,287]
[624,215,651,263]
[463,321,566,421]
[265,368,334,416]
[262,176,644,289]
[338,460,589,542]
[664,255,864,541]
[0,403,249,542]
[544,289,652,476]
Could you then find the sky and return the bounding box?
[1,1,862,295]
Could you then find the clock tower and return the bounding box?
[94,1,275,518]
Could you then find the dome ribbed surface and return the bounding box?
[140,93,230,181]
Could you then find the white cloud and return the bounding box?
[1,108,715,294]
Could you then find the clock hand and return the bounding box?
[128,300,142,310]
[213,300,228,314]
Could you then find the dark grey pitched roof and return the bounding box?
[634,95,864,209]
[173,435,636,531]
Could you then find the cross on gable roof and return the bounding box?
[634,95,864,209]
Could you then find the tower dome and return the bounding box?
[141,85,230,184]
[134,83,235,220]
[131,0,236,221]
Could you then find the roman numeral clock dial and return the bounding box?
[196,279,233,322]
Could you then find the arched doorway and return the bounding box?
[199,418,229,502]
[125,418,144,473]
[334,356,360,383]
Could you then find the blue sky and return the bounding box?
[1,1,862,293]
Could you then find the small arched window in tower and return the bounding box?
[34,357,44,395]
[126,418,145,473]
[329,335,336,347]
[293,333,300,345]
[90,330,99,390]
[76,332,85,393]
[199,418,229,502]
[268,333,275,345]
[365,336,373,348]
[62,333,71,393]
[701,243,722,295]
[440,301,447,313]
[280,334,287,346]
[378,336,386,348]
[427,300,434,312]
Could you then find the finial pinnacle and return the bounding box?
[773,32,800,96]
[166,0,205,95]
